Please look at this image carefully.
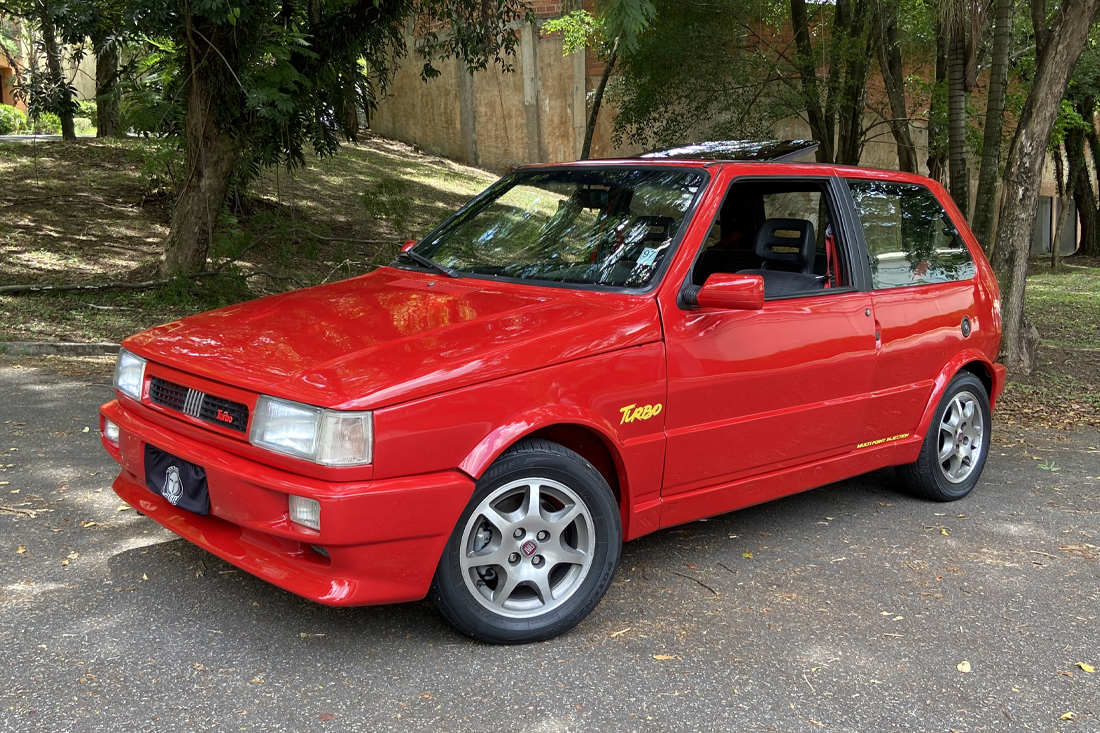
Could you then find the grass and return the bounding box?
[996,256,1100,429]
[2,137,1099,429]
[0,134,496,343]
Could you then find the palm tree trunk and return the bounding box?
[971,0,1013,251]
[947,18,969,216]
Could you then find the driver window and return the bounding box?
[691,180,849,298]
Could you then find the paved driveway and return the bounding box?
[1,357,1098,732]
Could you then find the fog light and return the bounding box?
[103,419,120,444]
[288,494,320,531]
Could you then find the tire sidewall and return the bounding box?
[432,444,622,644]
[927,373,992,499]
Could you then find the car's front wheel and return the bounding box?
[430,439,621,644]
[896,371,991,501]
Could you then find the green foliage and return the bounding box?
[0,105,28,135]
[611,0,793,148]
[128,138,184,197]
[544,10,604,57]
[30,111,62,134]
[361,178,413,238]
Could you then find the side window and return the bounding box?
[691,180,850,298]
[847,180,976,289]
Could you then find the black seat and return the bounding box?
[737,217,824,297]
[753,218,816,273]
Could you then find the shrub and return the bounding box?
[30,112,61,135]
[0,105,28,134]
[78,100,97,120]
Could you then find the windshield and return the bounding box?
[407,167,707,289]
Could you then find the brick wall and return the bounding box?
[529,0,564,18]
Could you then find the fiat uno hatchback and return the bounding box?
[101,141,1005,643]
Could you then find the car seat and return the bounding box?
[737,218,825,296]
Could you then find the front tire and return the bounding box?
[430,439,622,644]
[896,371,991,501]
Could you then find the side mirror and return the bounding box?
[401,239,418,253]
[695,273,764,310]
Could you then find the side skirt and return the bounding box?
[657,435,923,531]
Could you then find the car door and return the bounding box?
[660,175,878,497]
[840,177,981,445]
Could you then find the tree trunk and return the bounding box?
[37,1,75,140]
[927,23,949,183]
[836,0,872,166]
[1051,148,1068,270]
[947,19,969,216]
[161,69,242,275]
[971,0,1013,251]
[790,0,834,163]
[92,30,120,138]
[1066,122,1096,256]
[876,0,917,173]
[580,38,618,160]
[990,0,1100,374]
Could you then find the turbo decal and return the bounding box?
[619,403,662,425]
[856,433,910,449]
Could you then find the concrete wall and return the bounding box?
[372,23,586,171]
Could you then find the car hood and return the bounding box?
[124,267,662,409]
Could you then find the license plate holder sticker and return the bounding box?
[144,444,211,515]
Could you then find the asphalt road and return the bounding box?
[1,356,1098,733]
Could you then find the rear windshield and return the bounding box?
[409,168,707,289]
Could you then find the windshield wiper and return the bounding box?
[397,249,461,279]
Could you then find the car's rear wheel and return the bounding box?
[430,439,621,644]
[896,371,991,501]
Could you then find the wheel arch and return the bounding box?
[458,417,628,510]
[913,351,998,444]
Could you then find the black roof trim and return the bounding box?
[640,139,820,163]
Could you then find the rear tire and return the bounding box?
[896,371,991,502]
[430,439,622,644]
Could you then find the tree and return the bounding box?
[970,0,1013,250]
[990,0,1100,374]
[130,0,531,275]
[873,0,918,173]
[611,0,879,165]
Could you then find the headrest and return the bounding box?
[753,218,816,273]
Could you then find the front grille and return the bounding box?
[149,376,249,434]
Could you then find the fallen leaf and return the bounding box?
[319,713,336,721]
[957,661,971,673]
[419,693,432,699]
[742,551,753,559]
[116,505,131,512]
[67,552,79,559]
[80,521,97,528]
[1076,662,1095,674]
[60,559,69,567]
[653,654,678,661]
[250,678,264,684]
[82,427,90,433]
[941,528,949,536]
[1061,712,1076,721]
[192,663,206,671]
[142,574,148,580]
[17,546,26,554]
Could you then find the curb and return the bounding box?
[0,341,121,357]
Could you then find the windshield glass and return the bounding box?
[408,167,707,289]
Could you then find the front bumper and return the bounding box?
[100,399,474,606]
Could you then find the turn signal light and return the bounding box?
[288,494,321,531]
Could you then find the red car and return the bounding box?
[100,141,1005,644]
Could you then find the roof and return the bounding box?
[639,140,820,163]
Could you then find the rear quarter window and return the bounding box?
[846,180,976,289]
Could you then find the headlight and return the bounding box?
[114,349,147,401]
[250,396,373,466]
